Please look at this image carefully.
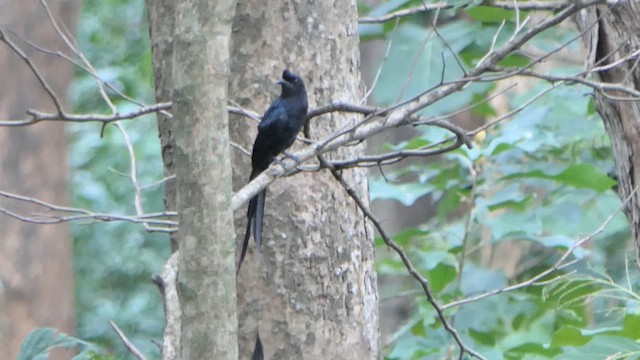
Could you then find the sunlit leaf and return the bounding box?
[466,6,516,23]
[501,164,616,192]
[551,326,592,347]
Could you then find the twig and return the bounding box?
[152,252,180,360]
[361,17,399,103]
[109,320,148,360]
[325,161,486,360]
[0,102,172,126]
[0,27,64,113]
[359,1,573,24]
[0,189,177,231]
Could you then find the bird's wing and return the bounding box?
[258,99,288,131]
[251,100,289,173]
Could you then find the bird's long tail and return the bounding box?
[237,189,266,272]
[254,189,266,251]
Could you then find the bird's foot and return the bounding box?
[273,156,288,170]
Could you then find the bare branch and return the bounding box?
[361,18,399,103]
[228,104,261,121]
[325,161,486,360]
[0,102,172,126]
[359,1,574,24]
[0,189,177,231]
[359,2,448,24]
[0,27,64,113]
[515,68,640,100]
[109,320,148,360]
[152,252,180,360]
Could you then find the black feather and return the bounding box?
[238,70,308,272]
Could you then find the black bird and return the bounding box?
[238,69,308,272]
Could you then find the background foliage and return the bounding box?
[69,0,167,358]
[362,1,639,359]
[19,0,640,359]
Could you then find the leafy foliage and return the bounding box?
[17,328,113,360]
[68,0,168,358]
[361,1,640,359]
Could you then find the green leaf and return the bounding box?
[394,228,430,247]
[543,278,600,309]
[486,194,534,212]
[587,96,596,115]
[437,190,461,218]
[618,313,640,339]
[370,178,433,206]
[459,43,485,67]
[497,53,531,68]
[528,235,590,259]
[469,328,496,346]
[403,138,431,150]
[487,210,543,239]
[471,91,498,117]
[17,328,56,360]
[377,258,408,274]
[551,326,592,347]
[506,342,561,357]
[501,164,616,192]
[427,263,457,293]
[561,335,640,359]
[466,6,516,23]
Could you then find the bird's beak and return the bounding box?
[276,79,286,85]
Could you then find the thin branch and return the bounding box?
[394,8,440,103]
[359,1,574,24]
[515,68,640,100]
[325,162,486,360]
[0,27,64,113]
[114,122,159,232]
[0,102,172,126]
[359,2,448,24]
[152,252,180,360]
[6,25,172,119]
[361,17,399,103]
[228,104,261,121]
[109,320,148,360]
[0,189,177,231]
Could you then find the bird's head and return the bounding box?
[277,69,306,98]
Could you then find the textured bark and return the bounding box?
[172,1,238,359]
[0,1,77,359]
[575,3,640,253]
[230,1,379,359]
[146,0,178,252]
[146,3,180,357]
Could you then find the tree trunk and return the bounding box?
[230,1,379,358]
[576,3,640,253]
[0,1,77,359]
[145,0,178,252]
[145,2,181,358]
[148,0,239,359]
